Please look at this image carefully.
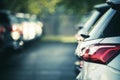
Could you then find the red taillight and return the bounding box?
[11,25,23,35]
[0,27,6,33]
[12,25,18,31]
[81,44,120,64]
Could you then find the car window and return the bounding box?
[103,10,120,37]
[86,8,117,40]
[83,10,100,31]
[77,10,100,35]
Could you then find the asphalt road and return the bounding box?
[0,41,77,80]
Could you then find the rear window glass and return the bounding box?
[103,10,120,37]
[87,8,120,40]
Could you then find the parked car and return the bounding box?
[30,15,43,38]
[16,13,43,42]
[0,10,24,51]
[16,13,35,42]
[76,0,120,80]
[74,3,110,74]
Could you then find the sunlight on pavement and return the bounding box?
[41,36,76,43]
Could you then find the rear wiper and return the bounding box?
[80,34,90,39]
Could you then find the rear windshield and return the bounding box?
[87,8,120,40]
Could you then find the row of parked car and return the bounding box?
[75,0,120,80]
[0,10,43,51]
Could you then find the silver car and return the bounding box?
[76,0,120,80]
[74,3,110,74]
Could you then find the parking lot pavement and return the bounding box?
[0,41,77,80]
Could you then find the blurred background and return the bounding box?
[0,0,105,42]
[0,0,106,80]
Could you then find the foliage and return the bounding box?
[0,0,61,14]
[0,0,28,13]
[27,0,61,14]
[58,0,106,14]
[0,0,106,15]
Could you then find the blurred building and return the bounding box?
[42,14,78,36]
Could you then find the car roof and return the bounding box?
[94,3,110,13]
[94,3,110,9]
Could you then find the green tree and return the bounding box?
[0,0,106,15]
[27,0,61,14]
[58,0,106,14]
[0,0,61,14]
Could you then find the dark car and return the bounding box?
[76,0,120,80]
[0,10,23,51]
[74,3,110,74]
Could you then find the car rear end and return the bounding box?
[74,3,110,75]
[77,39,120,80]
[75,3,110,56]
[76,0,120,80]
[0,11,23,50]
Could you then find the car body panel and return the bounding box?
[77,38,103,57]
[77,61,120,80]
[100,37,120,71]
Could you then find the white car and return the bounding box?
[76,0,120,80]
